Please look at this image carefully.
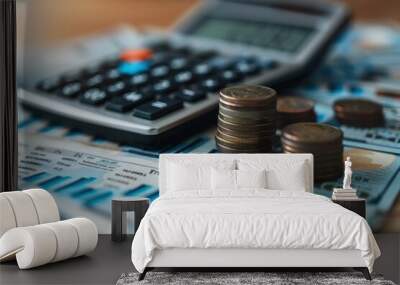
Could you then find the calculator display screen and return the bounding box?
[190,17,314,53]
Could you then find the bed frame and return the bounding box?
[137,154,372,281]
[138,248,371,280]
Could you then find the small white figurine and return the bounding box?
[343,156,352,189]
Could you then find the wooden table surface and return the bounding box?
[25,0,400,44]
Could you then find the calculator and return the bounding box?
[19,0,350,148]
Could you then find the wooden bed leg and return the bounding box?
[354,267,371,280]
[138,268,147,281]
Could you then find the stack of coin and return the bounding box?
[277,96,316,129]
[216,85,277,153]
[281,123,343,181]
[334,98,384,128]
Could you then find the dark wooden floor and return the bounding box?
[1,234,399,285]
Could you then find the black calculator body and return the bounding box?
[20,0,350,148]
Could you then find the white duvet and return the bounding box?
[131,190,380,273]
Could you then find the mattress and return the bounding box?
[131,190,380,273]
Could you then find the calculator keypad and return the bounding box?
[133,97,183,120]
[106,91,153,113]
[35,41,279,121]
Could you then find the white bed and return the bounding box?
[131,154,380,280]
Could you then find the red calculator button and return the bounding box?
[120,49,152,62]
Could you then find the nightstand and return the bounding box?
[332,198,366,218]
[111,197,150,242]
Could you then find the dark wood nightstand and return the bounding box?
[111,197,150,242]
[332,198,366,218]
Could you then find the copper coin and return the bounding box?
[334,98,383,116]
[219,85,276,107]
[219,103,276,120]
[277,96,315,114]
[281,137,342,153]
[218,124,275,138]
[218,112,275,125]
[282,123,343,145]
[216,134,272,150]
[217,129,273,145]
[218,115,276,131]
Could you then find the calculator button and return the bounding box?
[133,97,183,120]
[170,57,188,71]
[58,82,84,98]
[105,68,124,82]
[220,69,242,84]
[234,61,261,76]
[175,88,206,102]
[129,73,149,87]
[174,71,194,84]
[85,74,105,88]
[153,79,176,94]
[106,91,153,113]
[209,58,232,70]
[118,61,150,76]
[105,81,127,96]
[36,78,61,92]
[193,63,213,78]
[200,78,225,92]
[150,52,173,67]
[120,49,152,62]
[150,65,170,78]
[80,88,108,105]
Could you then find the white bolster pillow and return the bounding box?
[0,189,60,237]
[0,218,98,269]
[0,196,17,237]
[23,189,60,224]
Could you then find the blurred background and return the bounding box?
[24,0,400,44]
[16,0,400,235]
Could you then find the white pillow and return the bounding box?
[236,169,267,189]
[167,160,235,192]
[238,159,308,192]
[211,168,236,190]
[167,163,210,191]
[211,169,267,191]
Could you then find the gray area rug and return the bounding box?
[116,272,396,285]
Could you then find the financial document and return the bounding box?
[18,113,216,233]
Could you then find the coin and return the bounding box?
[220,85,276,102]
[217,129,273,145]
[219,103,276,120]
[280,122,343,181]
[277,96,315,114]
[282,144,342,157]
[281,137,342,153]
[282,123,342,145]
[276,96,316,129]
[333,99,384,127]
[218,115,276,131]
[219,97,276,109]
[216,134,272,151]
[218,112,275,125]
[218,124,275,137]
[216,85,277,153]
[216,143,271,153]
